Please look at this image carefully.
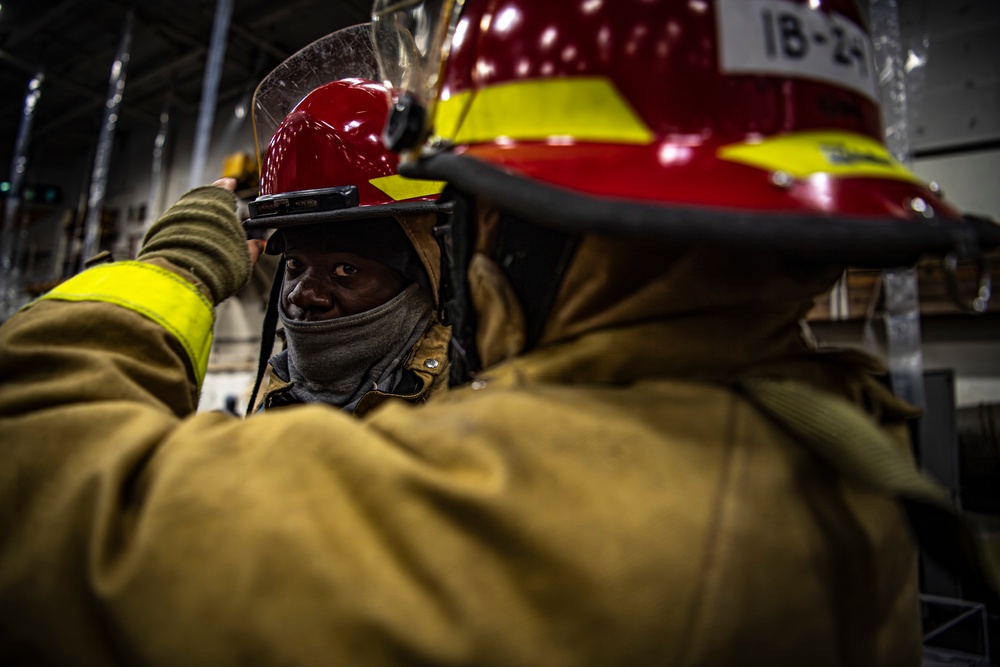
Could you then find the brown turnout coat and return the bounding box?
[0,221,922,664]
[0,310,919,665]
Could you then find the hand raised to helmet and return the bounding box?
[137,178,252,305]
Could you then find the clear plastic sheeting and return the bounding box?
[883,267,926,406]
[251,24,380,167]
[871,0,909,162]
[79,10,134,272]
[869,0,926,409]
[901,0,930,136]
[188,0,233,190]
[0,72,43,320]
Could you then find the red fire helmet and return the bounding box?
[245,26,446,232]
[372,0,999,265]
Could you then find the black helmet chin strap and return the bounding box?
[439,187,481,386]
[438,186,579,386]
[246,256,286,416]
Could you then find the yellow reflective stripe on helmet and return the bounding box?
[369,174,446,200]
[718,131,925,183]
[435,77,654,145]
[40,261,215,386]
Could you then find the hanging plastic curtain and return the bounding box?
[79,9,135,272]
[0,72,44,320]
[869,0,926,410]
[188,0,234,190]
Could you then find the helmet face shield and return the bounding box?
[371,0,464,148]
[247,22,447,228]
[251,24,380,168]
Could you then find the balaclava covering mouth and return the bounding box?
[274,283,434,411]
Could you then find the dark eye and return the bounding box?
[333,263,357,277]
[285,257,304,271]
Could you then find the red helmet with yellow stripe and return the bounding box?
[245,25,446,236]
[372,0,999,385]
[249,77,445,227]
[372,0,998,264]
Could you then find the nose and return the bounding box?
[286,270,337,320]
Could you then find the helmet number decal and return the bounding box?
[716,0,878,101]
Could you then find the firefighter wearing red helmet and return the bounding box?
[0,9,998,667]
[244,57,450,414]
[370,0,1000,661]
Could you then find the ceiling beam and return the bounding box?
[3,0,88,50]
[0,47,158,128]
[247,0,330,28]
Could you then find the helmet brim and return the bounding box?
[243,199,451,232]
[401,151,1000,269]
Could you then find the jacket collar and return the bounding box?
[470,315,883,391]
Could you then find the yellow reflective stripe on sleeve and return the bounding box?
[369,174,446,200]
[717,131,925,183]
[40,261,215,386]
[435,77,654,145]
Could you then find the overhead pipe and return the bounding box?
[79,9,135,272]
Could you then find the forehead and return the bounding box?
[279,223,385,260]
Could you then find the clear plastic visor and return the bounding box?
[371,0,462,108]
[251,23,380,169]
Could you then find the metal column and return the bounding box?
[0,72,44,320]
[145,100,172,232]
[79,10,135,272]
[188,0,234,189]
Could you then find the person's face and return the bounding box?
[280,227,410,322]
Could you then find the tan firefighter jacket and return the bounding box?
[0,254,927,666]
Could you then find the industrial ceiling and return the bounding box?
[0,0,370,173]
